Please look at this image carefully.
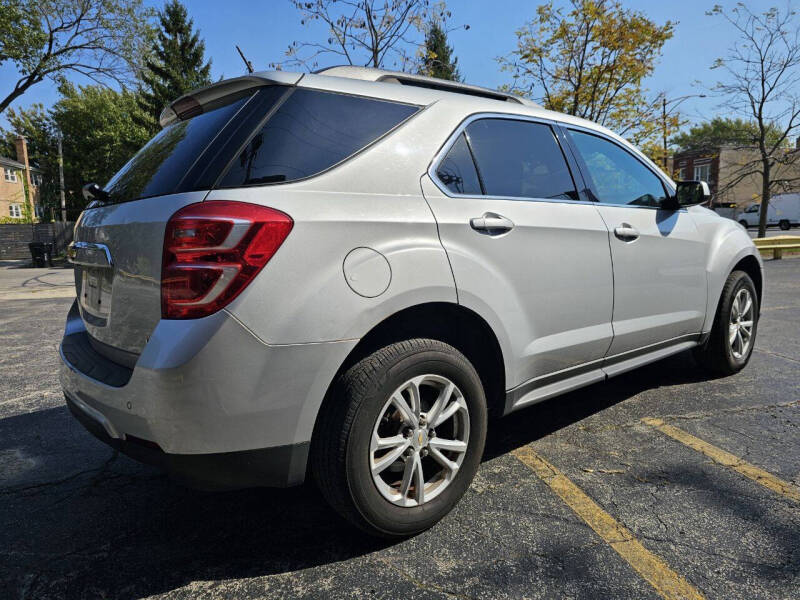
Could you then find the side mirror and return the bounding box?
[663,181,711,210]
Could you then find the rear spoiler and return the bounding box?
[158,71,303,128]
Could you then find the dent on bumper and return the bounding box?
[60,304,357,485]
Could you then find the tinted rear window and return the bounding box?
[217,88,419,187]
[465,119,578,200]
[103,94,251,204]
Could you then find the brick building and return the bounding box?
[0,137,44,221]
[672,138,800,210]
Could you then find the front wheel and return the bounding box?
[738,220,749,229]
[694,270,758,375]
[311,339,487,537]
[779,219,790,231]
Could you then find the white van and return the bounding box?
[738,194,800,230]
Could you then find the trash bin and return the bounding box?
[28,242,54,267]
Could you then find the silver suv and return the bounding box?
[62,66,763,537]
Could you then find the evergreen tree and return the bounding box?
[136,0,211,132]
[419,22,461,81]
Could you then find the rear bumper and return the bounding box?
[65,392,309,489]
[60,300,357,488]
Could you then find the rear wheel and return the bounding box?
[311,339,487,538]
[779,219,790,231]
[694,270,758,375]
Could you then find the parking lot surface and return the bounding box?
[1,259,798,600]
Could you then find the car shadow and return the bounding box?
[1,350,711,599]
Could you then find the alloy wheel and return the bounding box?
[369,374,470,507]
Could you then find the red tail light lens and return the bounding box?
[162,201,293,319]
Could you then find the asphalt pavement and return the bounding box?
[0,258,798,600]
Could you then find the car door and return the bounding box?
[564,127,707,357]
[421,116,614,393]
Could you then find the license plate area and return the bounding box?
[79,267,113,326]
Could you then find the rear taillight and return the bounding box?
[161,201,293,319]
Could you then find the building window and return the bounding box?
[678,167,687,180]
[9,203,22,218]
[31,172,42,186]
[694,163,711,182]
[4,168,18,183]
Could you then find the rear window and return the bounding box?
[436,133,482,195]
[465,119,578,201]
[102,94,252,204]
[217,88,419,187]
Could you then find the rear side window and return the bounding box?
[218,89,419,187]
[465,119,578,200]
[103,94,252,204]
[436,133,482,195]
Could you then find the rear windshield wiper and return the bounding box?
[82,182,110,203]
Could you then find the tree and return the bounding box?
[500,0,673,145]
[418,20,461,80]
[671,117,788,153]
[283,0,441,71]
[0,0,153,115]
[1,83,151,218]
[136,0,212,132]
[709,4,800,238]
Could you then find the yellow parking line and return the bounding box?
[512,446,704,600]
[642,418,800,503]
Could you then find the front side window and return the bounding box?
[219,89,419,187]
[435,133,482,195]
[9,203,22,218]
[4,168,18,183]
[464,119,578,200]
[568,130,666,207]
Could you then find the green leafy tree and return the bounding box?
[500,0,673,145]
[1,83,151,218]
[418,20,461,81]
[136,0,212,132]
[0,0,153,115]
[671,117,788,153]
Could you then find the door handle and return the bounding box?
[614,223,639,242]
[470,213,514,234]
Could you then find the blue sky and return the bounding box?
[0,0,785,131]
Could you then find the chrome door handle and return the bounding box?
[614,223,639,242]
[470,213,514,234]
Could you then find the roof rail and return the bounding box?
[315,66,539,107]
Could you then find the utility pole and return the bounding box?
[57,131,66,222]
[662,97,668,169]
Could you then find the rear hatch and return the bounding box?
[71,75,297,361]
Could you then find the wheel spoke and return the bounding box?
[429,445,459,473]
[432,396,466,429]
[412,452,425,504]
[729,324,738,346]
[429,437,468,454]
[372,433,406,451]
[372,440,410,475]
[741,294,752,317]
[426,381,455,430]
[735,329,744,354]
[390,391,418,427]
[399,452,415,499]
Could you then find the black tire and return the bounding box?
[738,220,748,229]
[694,270,758,376]
[311,338,487,538]
[779,219,790,231]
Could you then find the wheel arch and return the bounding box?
[311,302,508,447]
